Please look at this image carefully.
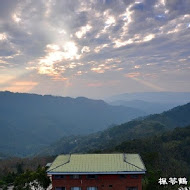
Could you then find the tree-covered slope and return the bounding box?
[40,102,190,156]
[103,125,190,190]
[0,91,145,156]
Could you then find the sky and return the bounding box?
[0,0,190,99]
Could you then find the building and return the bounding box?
[47,153,146,190]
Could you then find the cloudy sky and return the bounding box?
[0,0,190,98]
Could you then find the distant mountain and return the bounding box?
[40,102,190,156]
[0,91,145,156]
[106,92,190,104]
[109,100,178,114]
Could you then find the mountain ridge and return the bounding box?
[108,99,179,114]
[106,91,190,104]
[0,91,145,157]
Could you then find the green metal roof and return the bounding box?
[47,153,146,174]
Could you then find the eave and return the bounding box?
[47,171,146,175]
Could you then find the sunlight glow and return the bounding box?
[0,33,7,40]
[125,72,140,78]
[94,44,108,53]
[63,42,80,60]
[0,75,15,84]
[91,67,105,73]
[160,0,166,6]
[58,29,67,34]
[132,77,164,91]
[105,16,115,27]
[3,81,38,93]
[12,13,21,23]
[143,34,155,42]
[75,25,92,38]
[81,46,90,53]
[36,42,80,78]
[125,73,164,91]
[114,33,155,48]
[46,44,60,51]
[40,42,80,67]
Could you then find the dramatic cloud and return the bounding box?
[0,0,190,98]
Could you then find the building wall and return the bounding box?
[52,174,142,190]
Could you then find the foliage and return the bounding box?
[0,156,54,189]
[0,166,51,190]
[13,167,50,190]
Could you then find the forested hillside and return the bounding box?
[40,102,190,155]
[101,125,190,190]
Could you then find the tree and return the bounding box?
[14,167,50,190]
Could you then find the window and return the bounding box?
[55,188,66,190]
[87,187,98,190]
[70,175,80,179]
[71,187,81,190]
[54,175,65,179]
[120,174,126,178]
[109,185,112,188]
[127,187,138,190]
[131,175,138,179]
[86,175,97,179]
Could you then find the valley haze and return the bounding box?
[0,91,189,157]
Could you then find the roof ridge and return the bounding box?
[47,154,71,172]
[123,153,145,171]
[138,154,147,171]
